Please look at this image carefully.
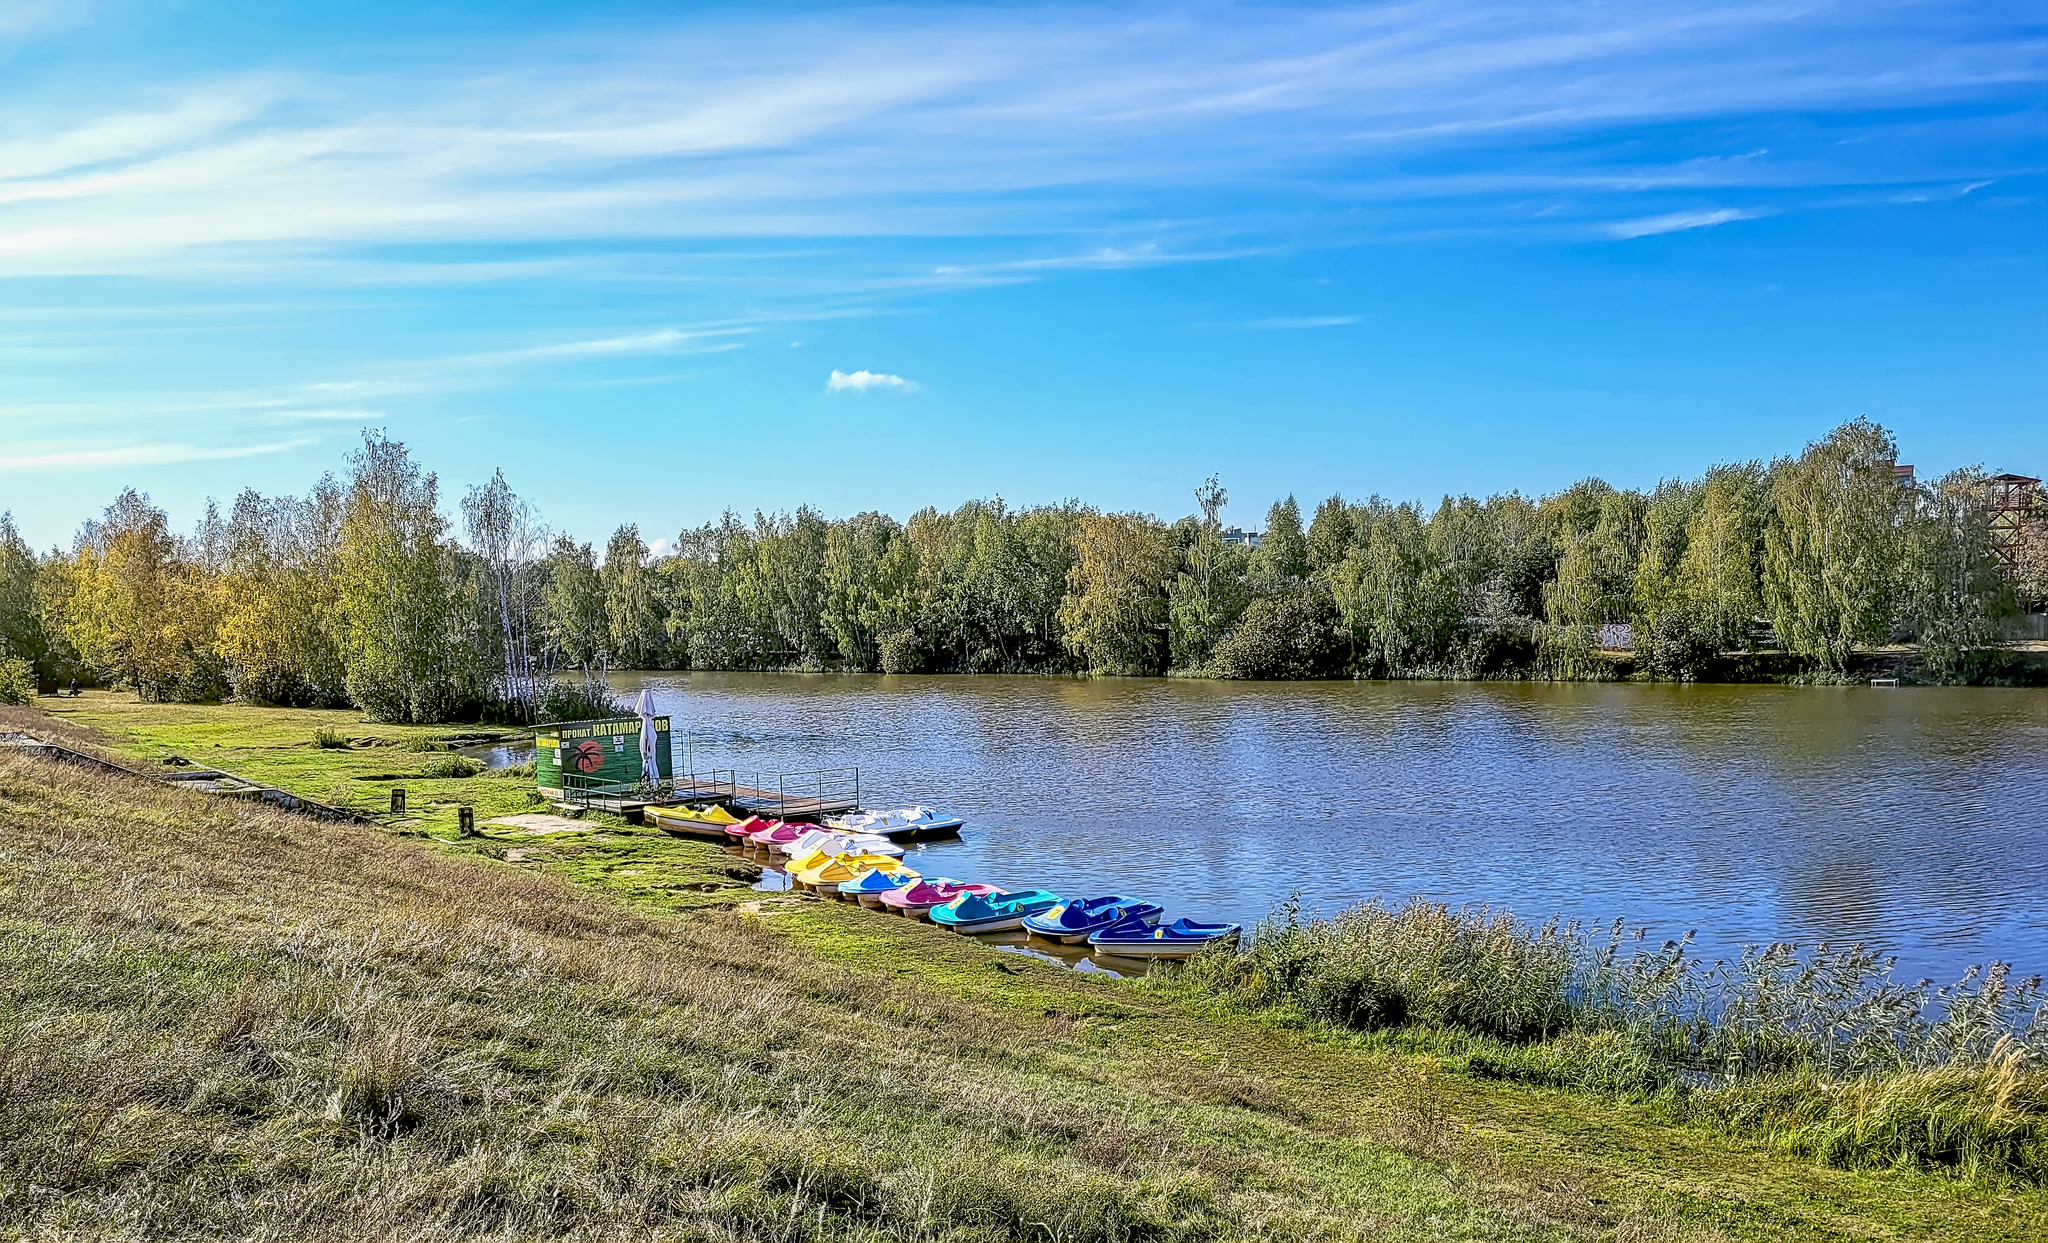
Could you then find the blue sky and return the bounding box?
[1,0,2042,551]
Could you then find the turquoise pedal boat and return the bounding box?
[929,889,1061,934]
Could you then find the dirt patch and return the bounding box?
[485,814,596,835]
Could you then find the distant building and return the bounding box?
[1893,464,1917,484]
[1220,527,1262,549]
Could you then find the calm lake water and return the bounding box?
[606,672,2048,985]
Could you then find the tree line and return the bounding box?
[1,420,2042,719]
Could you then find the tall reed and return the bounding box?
[1183,897,2048,1181]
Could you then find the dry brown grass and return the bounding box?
[0,704,127,763]
[0,751,1569,1242]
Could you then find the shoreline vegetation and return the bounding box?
[3,697,2044,1242]
[2,419,2045,724]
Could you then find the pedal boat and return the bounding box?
[646,803,742,839]
[837,864,922,906]
[825,806,967,841]
[1088,916,1242,958]
[1023,896,1164,945]
[930,889,1062,934]
[792,850,904,893]
[879,879,1002,919]
[722,815,769,843]
[748,821,813,851]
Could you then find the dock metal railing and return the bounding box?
[554,738,859,821]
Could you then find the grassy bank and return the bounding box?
[3,698,2046,1239]
[1175,901,2046,1184]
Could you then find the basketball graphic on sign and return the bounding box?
[571,741,605,774]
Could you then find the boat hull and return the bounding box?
[1025,927,1092,944]
[1092,941,1217,959]
[941,914,1029,933]
[646,813,736,840]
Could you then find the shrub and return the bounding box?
[419,754,484,779]
[878,629,923,673]
[1209,593,1344,680]
[532,678,624,722]
[0,657,35,706]
[312,727,348,749]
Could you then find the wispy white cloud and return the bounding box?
[0,3,2033,275]
[0,437,316,473]
[1250,315,1363,329]
[827,369,916,392]
[1891,179,1996,203]
[1605,207,1764,239]
[454,327,751,368]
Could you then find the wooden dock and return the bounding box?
[558,761,861,823]
[576,777,860,823]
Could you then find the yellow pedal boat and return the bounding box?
[646,803,741,838]
[791,850,902,892]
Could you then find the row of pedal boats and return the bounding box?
[646,802,965,842]
[708,813,1240,959]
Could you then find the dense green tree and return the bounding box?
[1059,511,1173,675]
[1425,496,1499,621]
[1900,468,2018,677]
[1168,477,1250,670]
[1633,479,1701,633]
[59,490,226,701]
[214,483,349,706]
[333,433,474,722]
[674,514,776,670]
[1330,506,1460,674]
[1676,463,1767,654]
[602,524,668,669]
[0,514,52,683]
[1250,496,1309,597]
[821,511,902,671]
[1762,419,1908,672]
[543,536,608,672]
[1305,494,1358,573]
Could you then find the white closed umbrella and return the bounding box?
[636,688,660,785]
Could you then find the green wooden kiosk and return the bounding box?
[534,716,672,798]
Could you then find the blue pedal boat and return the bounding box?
[836,865,921,907]
[929,889,1062,934]
[1022,896,1164,944]
[1088,916,1242,958]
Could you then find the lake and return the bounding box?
[606,672,2048,984]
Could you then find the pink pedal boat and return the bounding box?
[723,815,768,843]
[880,879,1003,919]
[747,820,811,851]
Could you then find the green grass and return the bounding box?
[1176,897,2047,1184]
[3,697,2046,1239]
[32,693,546,835]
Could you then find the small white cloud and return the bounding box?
[647,537,673,558]
[1605,208,1762,240]
[827,368,917,392]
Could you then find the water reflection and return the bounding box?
[459,741,536,768]
[619,672,2048,984]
